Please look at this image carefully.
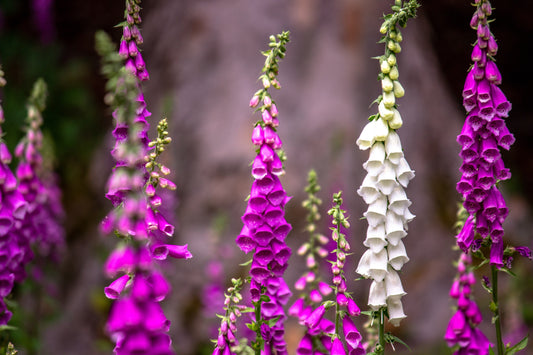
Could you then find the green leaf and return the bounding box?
[489,346,496,355]
[505,335,528,355]
[500,267,517,278]
[385,333,411,351]
[239,259,253,267]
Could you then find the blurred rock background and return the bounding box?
[0,0,531,354]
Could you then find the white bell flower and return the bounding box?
[382,91,396,109]
[385,130,404,164]
[384,266,406,299]
[389,108,403,129]
[378,101,394,121]
[368,280,387,311]
[387,240,409,270]
[385,210,406,246]
[388,185,411,215]
[363,142,386,176]
[356,248,388,282]
[395,157,415,188]
[357,174,380,205]
[386,295,406,326]
[363,223,387,253]
[376,160,398,195]
[363,194,387,227]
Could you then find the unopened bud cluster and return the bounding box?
[212,278,246,355]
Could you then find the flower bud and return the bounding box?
[380,60,391,74]
[381,77,394,92]
[387,54,397,66]
[393,81,405,98]
[389,66,399,80]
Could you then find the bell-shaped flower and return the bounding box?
[363,223,387,253]
[357,174,380,205]
[149,271,171,302]
[270,153,284,176]
[387,240,409,270]
[491,84,511,117]
[343,316,362,349]
[357,248,388,282]
[382,91,395,109]
[480,137,500,163]
[384,266,406,299]
[249,188,268,213]
[497,124,515,150]
[457,121,475,148]
[385,130,403,164]
[296,334,313,355]
[254,224,274,246]
[104,274,131,299]
[368,280,387,310]
[251,155,268,179]
[385,210,406,246]
[386,295,406,326]
[485,60,501,84]
[259,144,275,163]
[242,205,263,230]
[389,108,403,129]
[236,226,256,253]
[252,174,275,195]
[151,244,192,260]
[478,99,495,121]
[376,160,398,195]
[394,157,415,188]
[388,185,411,215]
[267,177,286,206]
[363,194,387,227]
[379,101,394,120]
[363,142,385,176]
[331,337,347,355]
[476,79,491,103]
[462,70,477,98]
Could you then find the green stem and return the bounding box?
[254,299,262,355]
[378,308,385,355]
[491,265,504,355]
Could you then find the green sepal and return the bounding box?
[385,333,411,351]
[239,258,253,267]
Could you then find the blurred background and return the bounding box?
[0,0,532,354]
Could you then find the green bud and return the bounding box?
[396,31,403,42]
[378,101,394,120]
[389,31,397,40]
[380,60,391,74]
[393,80,405,98]
[388,40,396,51]
[387,54,397,66]
[393,42,402,53]
[389,108,403,129]
[380,22,388,34]
[262,76,270,89]
[389,66,399,80]
[383,91,395,108]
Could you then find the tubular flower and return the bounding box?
[235,31,292,355]
[97,8,189,353]
[355,1,418,327]
[0,69,28,325]
[455,0,514,266]
[445,253,491,354]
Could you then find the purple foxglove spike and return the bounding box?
[262,109,273,124]
[491,85,511,117]
[478,98,495,121]
[250,265,270,282]
[464,194,480,214]
[470,186,488,203]
[236,225,256,253]
[471,43,483,62]
[304,305,326,329]
[331,337,347,355]
[482,187,500,223]
[296,334,313,355]
[264,205,283,227]
[497,124,515,150]
[252,125,264,145]
[104,274,131,299]
[242,204,264,230]
[254,225,274,246]
[249,188,268,213]
[490,238,504,267]
[260,144,275,163]
[485,60,501,84]
[456,175,474,195]
[475,211,490,238]
[480,136,500,163]
[462,70,477,99]
[457,121,476,148]
[251,155,268,180]
[476,165,495,190]
[150,271,171,301]
[119,40,129,58]
[476,79,491,103]
[473,61,484,80]
[270,153,284,176]
[254,247,274,266]
[487,117,504,137]
[465,109,484,131]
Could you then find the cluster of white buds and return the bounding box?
[355,8,416,326]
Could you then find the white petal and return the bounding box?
[395,157,415,188]
[387,296,406,326]
[388,186,411,215]
[389,108,403,129]
[363,194,387,227]
[356,249,372,278]
[385,130,404,165]
[363,142,385,176]
[368,248,388,282]
[388,240,409,270]
[357,174,380,204]
[356,121,376,150]
[368,280,387,310]
[385,210,406,246]
[364,223,387,253]
[382,91,396,109]
[376,160,398,195]
[403,208,416,229]
[374,117,390,141]
[384,266,406,299]
[378,101,394,121]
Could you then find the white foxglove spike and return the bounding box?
[385,210,406,246]
[388,185,411,215]
[389,108,403,129]
[395,157,415,188]
[368,280,387,310]
[357,174,380,204]
[387,240,409,270]
[384,266,406,299]
[376,160,398,195]
[363,194,387,227]
[363,142,386,176]
[385,130,404,164]
[386,295,406,326]
[363,223,387,253]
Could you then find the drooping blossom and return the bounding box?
[455,0,514,266]
[97,7,190,352]
[233,31,292,355]
[445,253,491,354]
[355,1,418,330]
